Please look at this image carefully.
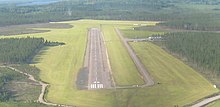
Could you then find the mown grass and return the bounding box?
[207,100,220,107]
[0,21,116,107]
[31,22,115,107]
[121,30,164,39]
[1,20,217,107]
[129,42,218,106]
[102,25,144,85]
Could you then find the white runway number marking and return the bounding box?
[90,83,104,89]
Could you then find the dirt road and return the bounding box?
[115,28,154,86]
[0,66,73,107]
[87,28,113,90]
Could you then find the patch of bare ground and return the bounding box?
[0,23,73,36]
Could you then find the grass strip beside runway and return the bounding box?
[102,25,145,85]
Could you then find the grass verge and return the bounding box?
[129,42,218,106]
[121,29,164,39]
[1,20,217,107]
[102,25,144,85]
[207,100,220,107]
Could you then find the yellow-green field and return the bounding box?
[102,25,144,85]
[130,42,218,106]
[0,20,218,107]
[121,30,164,39]
[207,100,220,107]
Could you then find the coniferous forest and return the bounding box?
[0,37,44,63]
[163,32,220,73]
[0,0,220,31]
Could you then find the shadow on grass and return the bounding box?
[28,46,50,64]
[29,43,65,64]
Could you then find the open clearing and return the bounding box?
[0,20,218,107]
[0,23,72,36]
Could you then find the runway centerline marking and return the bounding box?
[86,28,112,90]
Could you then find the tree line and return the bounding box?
[162,32,220,74]
[0,37,44,63]
[0,0,220,30]
[0,37,65,64]
[159,13,220,31]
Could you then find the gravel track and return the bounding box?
[0,66,74,107]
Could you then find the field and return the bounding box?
[121,29,164,39]
[0,23,72,36]
[0,20,218,107]
[130,42,218,106]
[102,25,144,85]
[207,100,220,107]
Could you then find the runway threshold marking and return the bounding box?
[90,81,104,89]
[90,83,104,89]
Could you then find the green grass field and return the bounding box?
[207,100,220,107]
[129,42,218,106]
[0,20,218,107]
[102,25,144,85]
[121,29,164,39]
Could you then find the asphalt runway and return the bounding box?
[87,28,112,90]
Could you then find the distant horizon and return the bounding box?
[16,0,60,6]
[0,0,60,4]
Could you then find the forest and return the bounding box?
[162,32,220,74]
[159,14,220,31]
[0,0,220,31]
[0,37,54,106]
[0,37,64,63]
[0,37,45,63]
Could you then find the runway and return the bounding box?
[86,28,112,90]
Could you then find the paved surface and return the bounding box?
[86,28,112,90]
[115,28,154,86]
[126,38,151,42]
[192,94,220,107]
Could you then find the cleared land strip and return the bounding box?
[115,28,154,86]
[0,66,73,107]
[86,28,113,90]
